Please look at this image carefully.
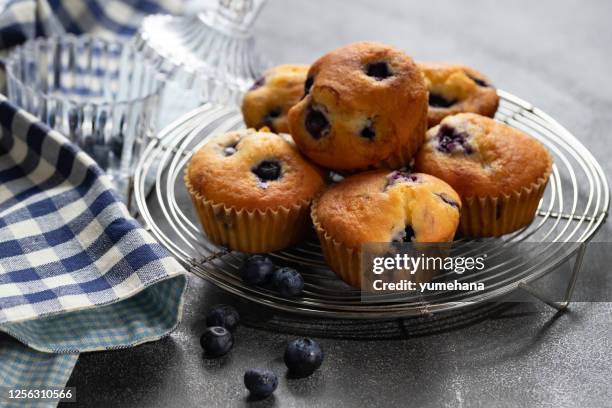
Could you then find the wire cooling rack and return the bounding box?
[133,90,609,319]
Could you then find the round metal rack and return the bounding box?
[133,90,609,319]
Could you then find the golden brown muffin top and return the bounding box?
[418,61,499,128]
[241,64,309,134]
[313,170,461,248]
[288,41,428,171]
[414,113,553,198]
[186,129,325,210]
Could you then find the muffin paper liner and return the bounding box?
[459,166,552,237]
[311,197,363,287]
[185,176,312,253]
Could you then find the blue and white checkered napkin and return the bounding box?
[0,0,189,48]
[0,94,186,405]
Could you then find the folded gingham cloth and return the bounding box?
[0,92,187,407]
[0,0,191,48]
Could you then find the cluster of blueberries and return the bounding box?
[240,254,305,297]
[200,256,322,400]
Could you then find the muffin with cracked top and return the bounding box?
[288,42,428,172]
[419,61,499,128]
[414,113,552,237]
[185,128,325,253]
[312,170,461,287]
[242,64,309,133]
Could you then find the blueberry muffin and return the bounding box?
[312,170,461,287]
[414,113,552,237]
[241,64,309,133]
[418,61,499,128]
[288,42,428,172]
[185,128,325,253]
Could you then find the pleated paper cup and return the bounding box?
[185,176,311,253]
[311,198,363,287]
[459,167,552,237]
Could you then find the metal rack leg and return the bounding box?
[518,243,587,311]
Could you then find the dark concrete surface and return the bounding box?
[63,1,612,407]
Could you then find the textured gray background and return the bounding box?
[63,0,612,407]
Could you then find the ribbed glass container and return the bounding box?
[5,35,163,201]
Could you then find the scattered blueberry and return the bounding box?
[249,76,266,91]
[206,304,240,332]
[241,255,275,286]
[366,61,392,80]
[428,93,456,108]
[435,192,460,210]
[272,267,304,297]
[200,326,234,357]
[244,369,278,399]
[360,119,376,140]
[436,124,473,154]
[392,225,416,243]
[284,338,324,377]
[305,105,330,140]
[303,75,314,97]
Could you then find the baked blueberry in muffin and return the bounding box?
[288,42,428,172]
[185,129,325,253]
[242,64,309,133]
[418,61,499,128]
[414,113,552,237]
[312,170,461,287]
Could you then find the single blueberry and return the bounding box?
[240,255,275,286]
[252,160,281,182]
[305,106,330,140]
[244,369,278,399]
[272,267,304,297]
[200,326,233,357]
[436,124,473,154]
[263,108,282,130]
[366,61,392,80]
[206,304,240,332]
[284,338,324,377]
[303,75,314,98]
[360,120,376,140]
[249,76,265,91]
[428,93,456,108]
[436,192,460,210]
